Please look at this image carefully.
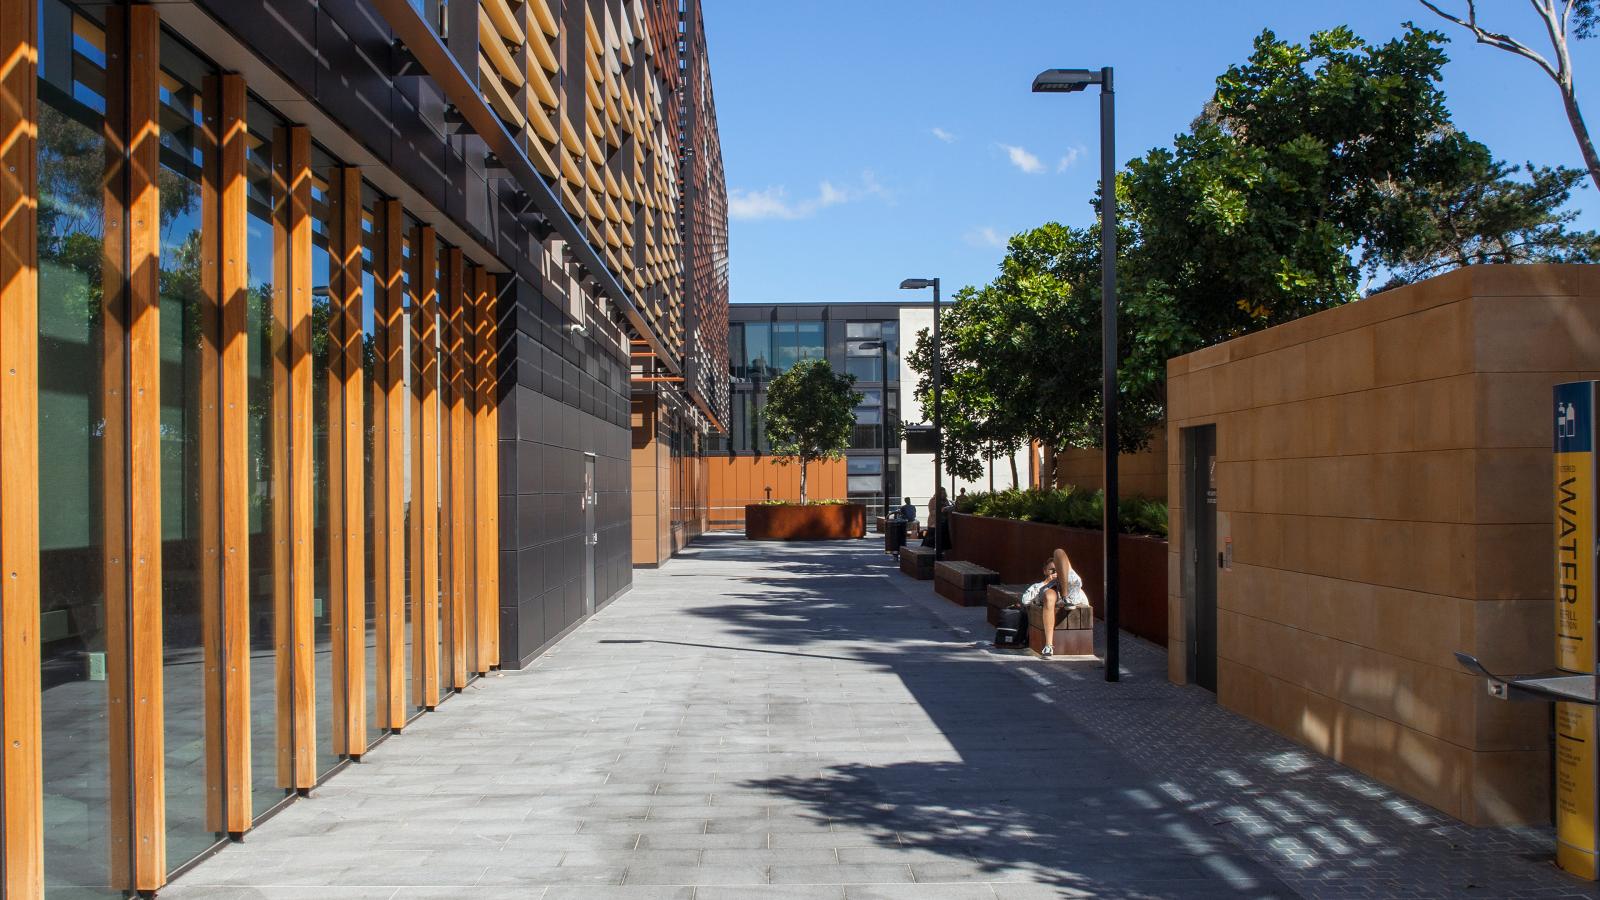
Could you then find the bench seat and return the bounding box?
[899,545,936,580]
[1027,602,1094,656]
[934,560,998,607]
[985,584,1031,626]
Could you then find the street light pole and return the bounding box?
[1033,65,1120,682]
[881,336,890,516]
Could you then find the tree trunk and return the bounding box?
[799,458,808,505]
[987,453,994,493]
[1010,454,1019,490]
[1561,82,1600,194]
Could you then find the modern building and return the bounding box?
[708,301,1028,530]
[0,0,726,894]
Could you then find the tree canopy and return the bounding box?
[910,24,1598,457]
[761,358,861,504]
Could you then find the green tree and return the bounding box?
[761,358,860,504]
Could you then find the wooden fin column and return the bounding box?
[328,165,365,756]
[410,226,441,709]
[374,199,405,730]
[0,0,43,891]
[212,73,252,831]
[472,267,499,672]
[442,247,467,691]
[101,5,165,888]
[273,125,315,789]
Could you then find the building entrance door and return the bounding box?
[1184,425,1219,691]
[583,453,597,615]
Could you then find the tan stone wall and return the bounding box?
[1166,264,1600,826]
[1053,430,1169,501]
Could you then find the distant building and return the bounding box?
[708,301,1028,530]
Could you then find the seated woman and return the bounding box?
[1014,551,1090,658]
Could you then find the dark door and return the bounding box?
[583,453,597,614]
[1184,425,1219,691]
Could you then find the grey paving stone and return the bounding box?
[163,536,1586,898]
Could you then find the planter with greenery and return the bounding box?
[948,488,1169,646]
[744,358,867,540]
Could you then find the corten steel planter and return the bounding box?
[744,504,866,541]
[949,512,1168,646]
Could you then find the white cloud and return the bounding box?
[931,127,957,144]
[1057,145,1085,172]
[998,143,1046,174]
[964,226,1006,249]
[728,172,890,221]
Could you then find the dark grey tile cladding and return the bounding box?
[496,282,632,671]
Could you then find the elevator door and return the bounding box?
[583,453,597,615]
[1185,425,1219,691]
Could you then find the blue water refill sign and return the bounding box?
[1554,381,1598,880]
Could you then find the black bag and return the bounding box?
[994,607,1027,647]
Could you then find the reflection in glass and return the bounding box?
[244,98,288,816]
[400,220,418,716]
[37,1,116,892]
[309,146,337,774]
[361,186,381,746]
[156,29,223,868]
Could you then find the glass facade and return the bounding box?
[37,2,115,892]
[722,308,902,515]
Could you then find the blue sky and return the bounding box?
[704,0,1598,303]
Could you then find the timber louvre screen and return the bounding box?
[7,1,503,891]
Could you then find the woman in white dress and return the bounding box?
[1018,551,1090,658]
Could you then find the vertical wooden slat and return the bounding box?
[375,199,405,730]
[117,6,165,887]
[443,249,467,691]
[0,0,43,891]
[473,269,499,672]
[410,226,441,709]
[197,72,225,838]
[216,73,251,832]
[328,166,364,756]
[283,126,315,789]
[459,263,477,679]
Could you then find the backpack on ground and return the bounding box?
[994,607,1027,647]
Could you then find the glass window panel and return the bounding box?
[727,323,743,379]
[244,96,287,817]
[858,390,881,407]
[844,357,878,384]
[855,408,881,426]
[845,321,879,339]
[847,476,881,493]
[309,145,338,774]
[743,322,770,379]
[847,457,881,475]
[771,322,796,372]
[851,424,882,450]
[156,29,222,869]
[400,215,417,717]
[38,2,116,891]
[361,184,381,746]
[795,322,824,365]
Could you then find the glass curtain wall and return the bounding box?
[308,145,337,775]
[243,96,287,817]
[400,217,419,718]
[360,184,381,746]
[37,1,115,892]
[155,28,223,866]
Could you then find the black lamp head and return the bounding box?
[899,278,933,290]
[1031,69,1099,93]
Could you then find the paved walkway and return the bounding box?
[165,535,1588,899]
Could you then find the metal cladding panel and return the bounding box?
[196,0,319,89]
[315,10,396,161]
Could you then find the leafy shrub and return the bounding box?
[756,498,853,506]
[953,487,1168,538]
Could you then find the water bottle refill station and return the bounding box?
[1458,380,1600,880]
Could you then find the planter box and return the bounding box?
[948,512,1168,647]
[745,503,866,541]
